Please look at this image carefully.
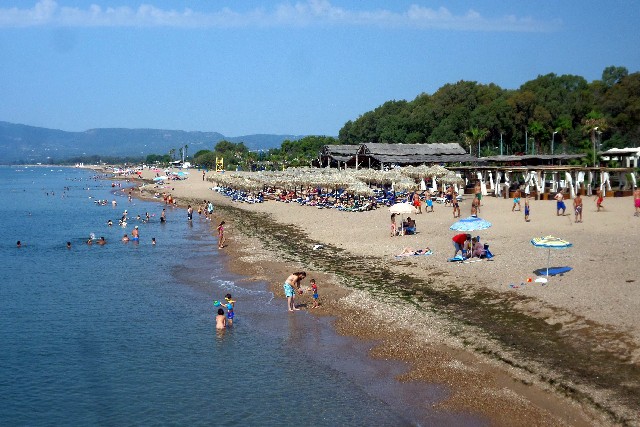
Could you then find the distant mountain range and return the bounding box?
[0,121,302,164]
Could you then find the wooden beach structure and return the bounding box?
[319,142,476,169]
[318,143,638,199]
[446,153,636,200]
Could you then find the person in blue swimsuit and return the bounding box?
[284,272,306,312]
[310,279,319,309]
[224,293,235,326]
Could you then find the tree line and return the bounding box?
[339,66,638,159]
[136,65,639,170]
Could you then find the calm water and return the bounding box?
[0,166,482,426]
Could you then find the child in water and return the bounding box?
[215,308,227,329]
[224,293,235,326]
[310,279,319,309]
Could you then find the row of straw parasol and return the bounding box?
[207,165,464,197]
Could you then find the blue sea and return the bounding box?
[0,166,482,426]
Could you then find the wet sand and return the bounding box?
[114,168,639,426]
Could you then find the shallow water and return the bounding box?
[0,166,482,426]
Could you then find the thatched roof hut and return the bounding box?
[319,142,476,169]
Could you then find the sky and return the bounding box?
[0,1,639,137]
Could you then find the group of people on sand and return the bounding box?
[508,186,640,223]
[283,272,319,312]
[452,233,486,259]
[390,214,417,237]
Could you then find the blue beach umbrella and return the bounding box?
[449,216,492,232]
[530,235,573,276]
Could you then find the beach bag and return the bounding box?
[484,243,494,259]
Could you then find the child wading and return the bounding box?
[216,308,227,329]
[310,279,319,309]
[224,294,235,326]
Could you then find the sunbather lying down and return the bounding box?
[396,247,432,257]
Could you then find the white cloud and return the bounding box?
[0,0,559,32]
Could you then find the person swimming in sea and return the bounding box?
[216,308,227,329]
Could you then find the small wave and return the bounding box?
[211,278,274,303]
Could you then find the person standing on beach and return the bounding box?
[310,279,319,309]
[202,170,206,181]
[574,194,583,223]
[217,221,226,249]
[412,192,422,214]
[207,201,214,220]
[524,196,530,222]
[512,189,521,212]
[471,196,480,216]
[425,190,434,212]
[634,187,640,216]
[390,214,397,237]
[554,191,566,216]
[452,192,460,218]
[284,272,306,312]
[595,188,604,212]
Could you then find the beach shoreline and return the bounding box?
[102,166,639,425]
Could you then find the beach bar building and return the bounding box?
[450,161,636,200]
[319,142,476,169]
[318,143,637,199]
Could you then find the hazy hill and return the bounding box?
[0,121,301,163]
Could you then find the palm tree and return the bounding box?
[184,144,189,160]
[169,148,176,161]
[464,127,489,157]
[583,117,608,167]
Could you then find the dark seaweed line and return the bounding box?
[222,203,638,424]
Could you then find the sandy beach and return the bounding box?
[124,167,639,426]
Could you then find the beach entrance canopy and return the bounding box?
[530,235,573,276]
[449,216,492,232]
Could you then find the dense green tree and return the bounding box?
[335,66,639,157]
[192,149,212,159]
[194,151,217,169]
[602,66,629,88]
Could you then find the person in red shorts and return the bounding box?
[412,192,422,214]
[595,189,604,212]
